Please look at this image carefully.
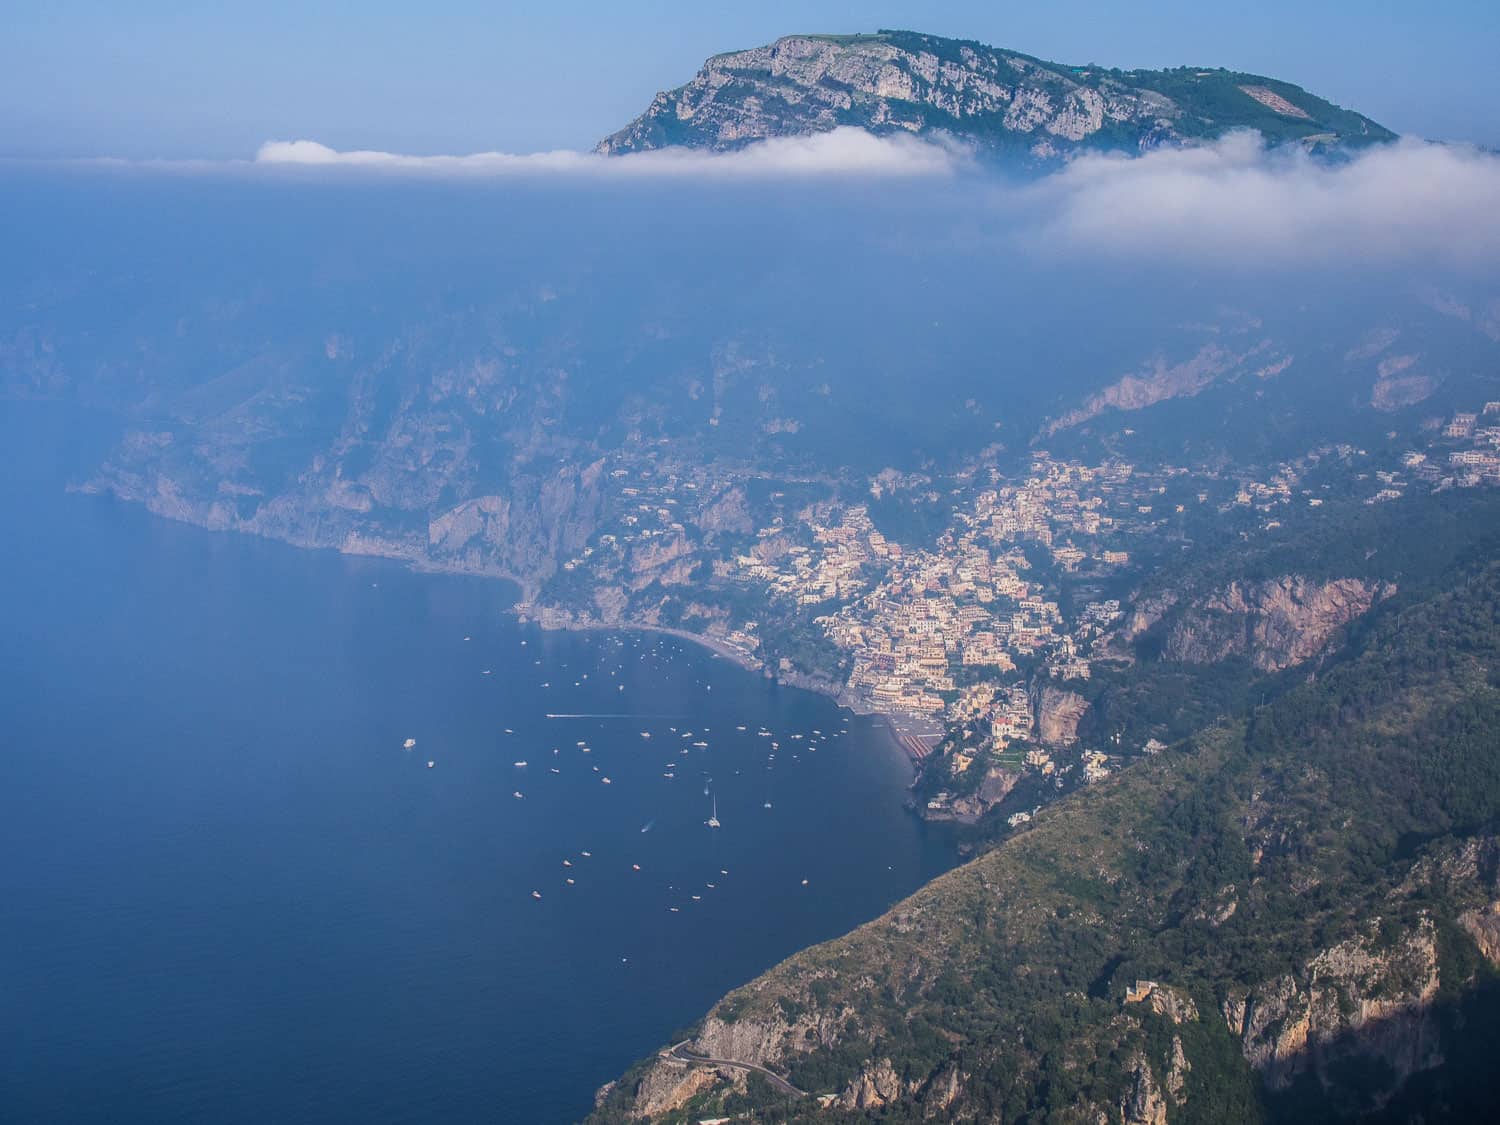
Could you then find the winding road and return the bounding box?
[660,1040,807,1098]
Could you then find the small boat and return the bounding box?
[764,801,773,809]
[563,860,573,867]
[663,772,675,779]
[531,890,542,900]
[550,768,560,774]
[566,878,575,885]
[801,879,809,886]
[402,738,417,750]
[427,761,435,769]
[706,796,721,830]
[632,863,641,871]
[601,777,612,785]
[514,761,528,768]
[580,851,591,857]
[691,895,701,901]
[512,791,524,799]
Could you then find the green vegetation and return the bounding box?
[592,540,1500,1122]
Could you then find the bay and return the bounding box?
[0,404,955,1123]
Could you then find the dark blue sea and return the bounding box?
[0,404,956,1123]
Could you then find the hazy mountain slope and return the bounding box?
[598,30,1394,159]
[591,547,1500,1122]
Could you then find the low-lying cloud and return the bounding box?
[254,127,967,179]
[47,127,1500,271]
[1023,132,1500,269]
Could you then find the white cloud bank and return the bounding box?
[254,127,967,179]
[1024,132,1500,268]
[69,126,1500,270]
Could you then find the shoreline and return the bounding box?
[79,481,946,777]
[514,608,940,777]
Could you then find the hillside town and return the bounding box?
[527,396,1500,826]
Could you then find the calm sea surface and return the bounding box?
[0,405,955,1123]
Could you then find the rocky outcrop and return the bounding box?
[1045,342,1261,435]
[1121,1059,1169,1125]
[1222,920,1442,1099]
[627,531,699,589]
[1458,900,1500,967]
[697,484,753,535]
[693,1003,850,1072]
[941,765,1020,823]
[920,1063,966,1113]
[599,32,1390,159]
[838,1058,906,1110]
[1125,980,1199,1025]
[1370,353,1439,411]
[1036,685,1088,745]
[630,1063,736,1119]
[1160,576,1392,672]
[1119,575,1392,673]
[611,1004,849,1119]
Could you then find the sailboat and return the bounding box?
[706,795,721,830]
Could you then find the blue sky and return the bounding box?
[3,0,1497,159]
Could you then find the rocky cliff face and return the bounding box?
[1123,575,1393,672]
[1223,921,1443,1100]
[1042,339,1292,436]
[1036,683,1089,745]
[928,765,1020,824]
[598,31,1392,159]
[87,423,608,596]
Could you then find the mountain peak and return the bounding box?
[597,30,1394,158]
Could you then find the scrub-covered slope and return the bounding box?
[593,550,1500,1122]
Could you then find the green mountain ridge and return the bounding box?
[597,29,1395,159]
[591,501,1500,1122]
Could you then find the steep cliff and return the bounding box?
[598,30,1393,159]
[1036,683,1090,744]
